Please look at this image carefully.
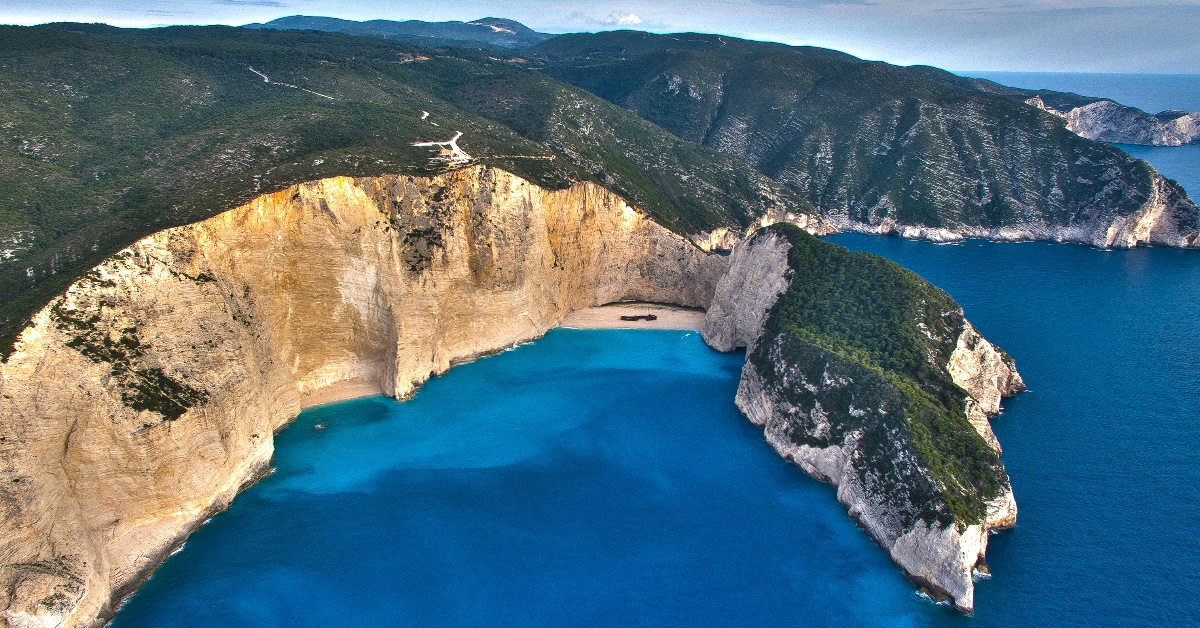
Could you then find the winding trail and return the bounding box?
[247,66,336,101]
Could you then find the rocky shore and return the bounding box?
[703,228,1023,612]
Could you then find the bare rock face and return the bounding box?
[829,165,1200,249]
[1027,97,1200,147]
[705,229,1022,613]
[0,166,727,627]
[700,232,792,352]
[948,321,1026,453]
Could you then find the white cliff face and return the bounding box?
[1066,101,1200,147]
[701,232,792,353]
[0,167,727,627]
[1099,173,1200,249]
[948,320,1026,454]
[1027,96,1200,147]
[827,167,1200,249]
[706,230,1022,613]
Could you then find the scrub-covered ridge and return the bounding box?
[533,31,1200,245]
[0,24,808,357]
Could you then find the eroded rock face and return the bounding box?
[0,166,727,627]
[701,232,792,353]
[1028,97,1200,147]
[706,230,1021,613]
[949,321,1026,454]
[828,166,1200,249]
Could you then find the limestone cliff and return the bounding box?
[1027,97,1200,147]
[0,166,727,627]
[705,226,1023,612]
[700,231,792,352]
[828,166,1200,249]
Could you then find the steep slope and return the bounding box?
[1,167,1022,625]
[533,32,1200,246]
[0,167,728,627]
[0,164,1027,624]
[704,224,1022,612]
[0,24,812,358]
[243,16,553,50]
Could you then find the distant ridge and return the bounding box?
[906,66,1200,146]
[242,15,552,49]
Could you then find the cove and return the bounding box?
[111,234,1200,626]
[111,329,937,626]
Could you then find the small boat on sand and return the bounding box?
[619,314,658,321]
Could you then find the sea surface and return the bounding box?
[114,230,1200,626]
[965,72,1200,196]
[965,71,1200,115]
[112,330,932,626]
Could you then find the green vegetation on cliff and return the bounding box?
[0,24,806,358]
[50,268,207,421]
[532,31,1196,233]
[751,224,1005,527]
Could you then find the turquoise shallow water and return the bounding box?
[113,329,948,627]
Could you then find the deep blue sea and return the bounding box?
[965,72,1200,196]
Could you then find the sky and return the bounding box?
[2,0,1198,73]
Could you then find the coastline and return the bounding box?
[296,303,707,412]
[559,303,706,330]
[300,379,386,409]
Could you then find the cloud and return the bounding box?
[605,11,642,25]
[549,9,667,32]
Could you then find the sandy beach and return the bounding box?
[560,303,706,330]
[300,379,385,409]
[298,304,704,410]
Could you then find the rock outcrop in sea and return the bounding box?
[703,227,1023,612]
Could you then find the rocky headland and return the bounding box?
[1027,96,1200,147]
[534,32,1200,249]
[0,167,1019,625]
[703,227,1022,612]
